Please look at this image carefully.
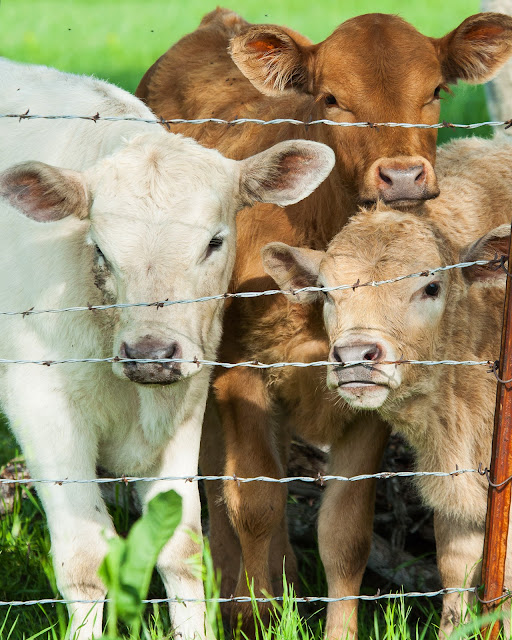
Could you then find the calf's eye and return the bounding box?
[424,282,440,297]
[94,244,107,267]
[205,235,224,259]
[433,85,441,100]
[325,94,337,107]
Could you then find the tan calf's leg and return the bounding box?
[200,395,241,604]
[434,512,483,638]
[319,415,390,640]
[214,366,291,635]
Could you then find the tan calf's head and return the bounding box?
[262,210,510,409]
[0,132,334,385]
[231,12,512,208]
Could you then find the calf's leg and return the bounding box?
[319,415,390,640]
[214,366,290,634]
[6,371,114,639]
[435,512,483,638]
[137,400,213,640]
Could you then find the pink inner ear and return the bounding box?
[11,173,64,213]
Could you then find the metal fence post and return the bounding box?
[481,223,512,639]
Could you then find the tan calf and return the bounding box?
[262,134,512,637]
[137,9,512,637]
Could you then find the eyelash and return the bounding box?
[205,236,223,259]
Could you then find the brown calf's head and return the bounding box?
[231,12,512,208]
[262,210,510,410]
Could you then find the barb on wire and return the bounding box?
[0,586,477,607]
[0,356,494,368]
[0,257,499,317]
[0,112,510,130]
[0,468,478,486]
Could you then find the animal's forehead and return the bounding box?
[321,212,444,282]
[89,133,237,227]
[318,14,440,88]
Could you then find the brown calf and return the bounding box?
[137,9,512,638]
[262,134,512,637]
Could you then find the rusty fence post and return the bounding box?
[481,223,512,639]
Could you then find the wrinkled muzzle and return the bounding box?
[327,333,401,409]
[360,156,439,207]
[113,332,204,385]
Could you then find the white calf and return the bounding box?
[0,58,335,639]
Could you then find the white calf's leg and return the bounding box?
[136,404,212,640]
[5,368,115,640]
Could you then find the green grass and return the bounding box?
[0,0,505,637]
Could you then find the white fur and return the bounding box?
[0,58,334,639]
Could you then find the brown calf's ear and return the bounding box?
[239,139,335,208]
[460,223,511,284]
[0,161,90,222]
[434,13,512,84]
[261,241,324,304]
[229,25,312,96]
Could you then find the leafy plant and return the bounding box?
[98,489,182,639]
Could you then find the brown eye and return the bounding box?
[325,94,337,106]
[424,282,440,297]
[433,86,441,100]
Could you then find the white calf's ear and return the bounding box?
[0,161,90,222]
[261,241,325,303]
[239,140,335,207]
[460,223,511,284]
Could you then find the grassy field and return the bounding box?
[0,0,506,638]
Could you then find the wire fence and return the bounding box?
[2,112,512,130]
[0,111,511,621]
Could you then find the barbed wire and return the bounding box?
[0,258,500,318]
[2,112,512,130]
[0,468,478,486]
[0,357,493,368]
[0,587,480,607]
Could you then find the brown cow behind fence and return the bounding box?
[137,9,512,638]
[262,133,512,637]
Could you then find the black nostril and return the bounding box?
[121,342,135,360]
[378,167,393,185]
[332,348,344,363]
[414,165,425,182]
[163,342,180,360]
[362,345,382,361]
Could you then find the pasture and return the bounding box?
[0,0,508,638]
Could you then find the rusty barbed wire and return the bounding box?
[0,257,501,318]
[2,112,512,130]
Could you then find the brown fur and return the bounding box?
[136,8,512,638]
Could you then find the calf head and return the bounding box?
[262,210,510,409]
[0,132,334,385]
[231,12,512,208]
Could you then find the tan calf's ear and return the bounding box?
[230,25,313,96]
[261,242,325,303]
[239,139,335,208]
[460,223,511,284]
[434,13,512,84]
[0,161,90,222]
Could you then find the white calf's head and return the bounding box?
[0,131,334,385]
[262,209,510,409]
